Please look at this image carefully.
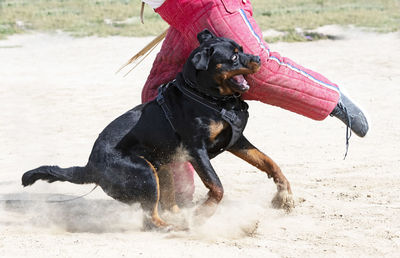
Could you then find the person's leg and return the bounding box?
[170,162,195,206]
[155,0,368,134]
[226,8,368,134]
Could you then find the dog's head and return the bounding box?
[183,29,261,98]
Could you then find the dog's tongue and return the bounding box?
[231,74,249,91]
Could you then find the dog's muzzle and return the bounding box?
[228,55,261,93]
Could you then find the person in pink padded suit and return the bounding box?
[140,0,369,205]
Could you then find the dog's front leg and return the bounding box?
[190,148,224,217]
[228,135,295,212]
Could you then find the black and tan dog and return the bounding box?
[22,30,294,228]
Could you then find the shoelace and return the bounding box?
[342,105,352,160]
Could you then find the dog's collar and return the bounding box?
[181,73,240,102]
[175,75,247,123]
[156,78,248,150]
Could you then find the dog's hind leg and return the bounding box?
[138,157,169,228]
[101,156,168,228]
[22,165,93,186]
[228,136,295,212]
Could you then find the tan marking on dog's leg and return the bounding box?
[229,148,294,212]
[230,148,290,190]
[141,158,169,227]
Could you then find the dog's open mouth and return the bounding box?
[228,74,249,92]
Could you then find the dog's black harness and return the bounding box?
[156,80,248,150]
[156,82,179,133]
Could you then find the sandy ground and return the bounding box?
[0,27,399,257]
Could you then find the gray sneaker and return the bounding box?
[330,94,369,137]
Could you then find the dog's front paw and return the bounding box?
[271,190,295,212]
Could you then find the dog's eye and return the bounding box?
[231,54,238,62]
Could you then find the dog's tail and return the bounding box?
[22,165,93,187]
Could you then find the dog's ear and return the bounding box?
[191,48,211,70]
[197,29,215,44]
